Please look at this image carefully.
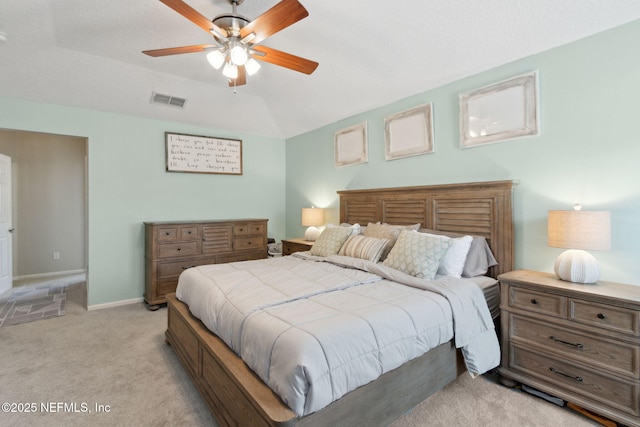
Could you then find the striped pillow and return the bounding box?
[363,222,421,261]
[338,235,389,263]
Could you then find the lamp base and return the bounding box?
[304,226,320,242]
[554,249,600,284]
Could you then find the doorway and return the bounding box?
[0,129,87,308]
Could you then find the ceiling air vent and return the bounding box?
[150,92,186,109]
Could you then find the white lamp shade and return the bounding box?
[245,58,261,76]
[301,208,324,227]
[229,44,248,66]
[206,50,225,69]
[548,209,610,284]
[548,210,610,250]
[222,63,238,79]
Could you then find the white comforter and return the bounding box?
[176,253,499,416]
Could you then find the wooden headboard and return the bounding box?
[338,180,517,278]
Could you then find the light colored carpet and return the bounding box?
[0,284,602,427]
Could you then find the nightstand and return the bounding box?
[498,270,640,427]
[282,238,314,256]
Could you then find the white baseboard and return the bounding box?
[88,297,144,311]
[14,269,86,281]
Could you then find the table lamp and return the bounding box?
[302,207,324,241]
[547,205,610,284]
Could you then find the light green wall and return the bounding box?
[0,98,286,306]
[285,19,640,286]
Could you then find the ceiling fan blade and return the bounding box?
[143,44,216,57]
[160,0,228,39]
[252,45,318,75]
[240,0,308,45]
[229,66,247,87]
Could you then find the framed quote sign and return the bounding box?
[165,132,242,175]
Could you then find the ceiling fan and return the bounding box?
[143,0,319,87]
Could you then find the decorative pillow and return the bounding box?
[419,228,498,277]
[437,235,473,278]
[338,235,389,263]
[364,222,421,261]
[326,222,361,236]
[309,226,353,257]
[382,230,453,279]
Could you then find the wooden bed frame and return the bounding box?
[165,180,516,426]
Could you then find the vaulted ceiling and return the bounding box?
[1,1,640,138]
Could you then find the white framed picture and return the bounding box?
[334,122,368,167]
[385,103,434,160]
[459,71,539,148]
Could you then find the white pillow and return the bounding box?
[437,235,473,278]
[382,230,452,279]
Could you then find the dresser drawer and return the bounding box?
[510,314,640,379]
[158,227,178,240]
[180,226,199,240]
[511,345,640,417]
[509,287,567,319]
[158,241,199,258]
[234,237,264,251]
[570,299,640,337]
[157,258,212,280]
[234,223,265,236]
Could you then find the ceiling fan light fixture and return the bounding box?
[206,49,226,69]
[229,43,248,66]
[245,57,261,76]
[222,62,238,79]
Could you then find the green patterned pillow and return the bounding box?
[382,230,453,279]
[309,226,354,257]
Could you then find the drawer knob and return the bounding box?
[597,313,606,319]
[177,247,181,251]
[550,367,583,382]
[165,232,170,236]
[549,336,584,349]
[530,299,538,305]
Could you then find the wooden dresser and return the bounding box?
[498,270,640,427]
[144,219,268,310]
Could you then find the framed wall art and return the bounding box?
[334,122,368,167]
[165,132,242,175]
[385,103,434,160]
[459,71,539,148]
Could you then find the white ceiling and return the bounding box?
[1,1,640,139]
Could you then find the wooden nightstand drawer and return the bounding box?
[570,299,640,337]
[282,238,314,255]
[508,287,567,319]
[510,314,640,379]
[511,345,640,417]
